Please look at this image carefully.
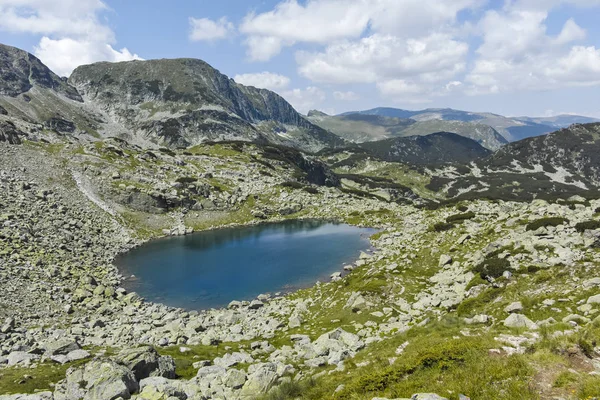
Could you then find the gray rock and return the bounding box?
[249,299,264,309]
[587,294,600,304]
[0,393,54,400]
[223,369,247,389]
[412,394,449,400]
[439,255,452,267]
[53,359,138,400]
[44,338,80,356]
[138,377,188,400]
[1,317,15,334]
[504,301,523,313]
[503,314,538,330]
[115,346,176,381]
[7,351,40,366]
[67,349,91,362]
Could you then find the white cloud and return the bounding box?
[465,1,600,94]
[333,91,359,101]
[35,37,142,77]
[297,34,468,85]
[0,0,112,40]
[240,0,479,62]
[281,86,326,114]
[234,72,290,91]
[189,17,234,42]
[244,36,286,62]
[545,46,600,86]
[0,0,140,76]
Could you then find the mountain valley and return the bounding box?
[2,42,600,400]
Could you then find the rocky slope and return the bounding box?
[426,123,600,201]
[68,58,345,152]
[358,132,491,165]
[3,123,600,399]
[308,111,507,151]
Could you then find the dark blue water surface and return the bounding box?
[116,220,376,310]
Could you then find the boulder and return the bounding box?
[7,351,40,366]
[223,369,247,389]
[504,302,523,314]
[44,338,80,356]
[587,294,600,304]
[503,314,538,330]
[54,359,138,400]
[138,377,188,400]
[412,395,449,400]
[1,317,15,334]
[240,363,278,397]
[115,346,176,381]
[0,393,54,400]
[439,255,452,267]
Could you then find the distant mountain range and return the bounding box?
[307,110,508,150]
[334,107,599,143]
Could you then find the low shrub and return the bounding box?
[575,220,600,233]
[446,212,476,224]
[526,217,569,231]
[280,181,304,189]
[433,222,454,232]
[472,256,511,279]
[176,176,196,184]
[302,186,319,195]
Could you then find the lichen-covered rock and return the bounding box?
[115,346,176,381]
[53,359,138,400]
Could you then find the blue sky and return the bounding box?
[1,0,600,117]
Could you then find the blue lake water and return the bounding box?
[116,220,376,310]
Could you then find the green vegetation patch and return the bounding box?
[575,220,600,233]
[446,211,476,224]
[526,217,569,231]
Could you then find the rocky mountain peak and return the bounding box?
[0,43,81,101]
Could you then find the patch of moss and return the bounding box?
[526,217,569,231]
[575,220,600,233]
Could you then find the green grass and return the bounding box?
[0,360,87,394]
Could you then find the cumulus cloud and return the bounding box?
[233,72,290,91]
[333,91,359,101]
[189,17,234,42]
[35,37,142,77]
[240,0,478,62]
[465,1,600,94]
[281,86,326,114]
[0,0,140,76]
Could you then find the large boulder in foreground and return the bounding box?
[54,359,138,400]
[115,346,176,381]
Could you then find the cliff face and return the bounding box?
[69,58,344,151]
[0,44,81,100]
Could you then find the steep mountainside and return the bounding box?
[427,123,600,200]
[0,43,344,152]
[361,132,491,165]
[69,59,345,151]
[0,43,99,137]
[343,107,557,141]
[309,110,507,150]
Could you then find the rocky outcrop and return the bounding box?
[53,359,139,400]
[0,121,25,144]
